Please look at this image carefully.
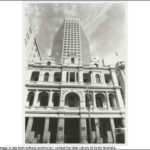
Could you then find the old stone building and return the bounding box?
[25,18,125,144]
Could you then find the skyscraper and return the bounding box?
[24,15,42,64]
[51,18,91,66]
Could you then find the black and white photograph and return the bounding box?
[24,2,126,144]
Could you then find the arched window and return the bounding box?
[94,63,98,68]
[104,74,111,84]
[96,93,105,107]
[54,72,61,82]
[44,72,49,81]
[83,73,91,83]
[52,92,60,107]
[109,93,117,108]
[95,74,100,83]
[65,92,80,107]
[71,58,74,64]
[47,61,51,66]
[30,71,40,81]
[27,91,34,106]
[38,92,49,106]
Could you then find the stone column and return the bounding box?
[80,118,88,143]
[75,72,77,83]
[101,72,105,84]
[60,90,64,107]
[62,70,66,83]
[68,72,70,82]
[105,92,111,109]
[43,118,50,143]
[91,72,94,84]
[110,118,116,143]
[115,89,124,109]
[56,118,64,143]
[110,69,119,86]
[33,91,40,106]
[48,91,53,107]
[95,118,102,143]
[38,71,44,82]
[79,70,83,83]
[49,71,54,82]
[92,92,96,108]
[25,117,33,142]
[80,92,86,108]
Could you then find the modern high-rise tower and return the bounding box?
[51,18,91,66]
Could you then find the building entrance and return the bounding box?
[64,118,80,143]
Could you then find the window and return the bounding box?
[94,63,98,68]
[104,74,111,84]
[30,71,40,81]
[96,93,105,108]
[47,61,51,66]
[71,58,74,64]
[44,72,49,81]
[70,72,75,82]
[95,74,100,83]
[27,91,34,106]
[38,92,49,106]
[83,73,91,83]
[54,72,61,82]
[109,94,118,108]
[53,92,60,107]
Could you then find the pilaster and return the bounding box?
[105,92,111,110]
[33,90,40,106]
[80,118,88,143]
[110,118,116,143]
[115,89,124,109]
[43,118,50,143]
[48,91,53,107]
[95,118,102,143]
[56,118,64,143]
[25,117,33,142]
[110,69,119,86]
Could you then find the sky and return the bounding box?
[24,2,127,65]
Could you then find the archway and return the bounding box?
[96,93,105,108]
[27,91,34,106]
[65,92,80,107]
[52,92,60,107]
[64,118,80,143]
[109,94,117,108]
[38,92,49,106]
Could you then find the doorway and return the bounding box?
[64,118,80,143]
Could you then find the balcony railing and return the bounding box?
[25,106,125,114]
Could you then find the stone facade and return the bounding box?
[24,18,125,144]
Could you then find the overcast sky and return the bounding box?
[24,2,127,65]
